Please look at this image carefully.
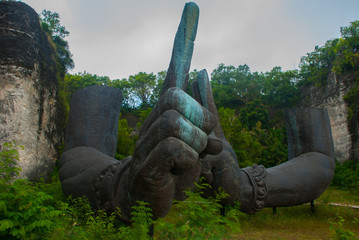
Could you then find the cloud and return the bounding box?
[22,0,359,79]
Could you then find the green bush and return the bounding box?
[217,107,287,168]
[116,117,137,160]
[0,141,22,183]
[0,142,62,239]
[156,181,243,239]
[332,160,359,190]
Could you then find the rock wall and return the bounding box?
[0,2,63,180]
[300,72,356,163]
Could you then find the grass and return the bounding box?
[155,187,359,239]
[235,205,358,239]
[318,187,359,206]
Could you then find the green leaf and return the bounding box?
[0,219,14,232]
[0,201,7,214]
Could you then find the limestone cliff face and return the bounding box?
[0,2,63,180]
[299,72,356,163]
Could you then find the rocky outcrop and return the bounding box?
[0,2,63,180]
[299,72,356,163]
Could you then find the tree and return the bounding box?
[299,20,359,86]
[217,107,287,168]
[185,69,199,96]
[332,20,359,74]
[262,67,299,108]
[116,117,136,160]
[40,10,69,38]
[109,78,133,109]
[299,39,338,86]
[239,99,269,130]
[217,107,263,167]
[40,10,74,73]
[58,72,112,114]
[211,64,263,110]
[149,71,166,106]
[128,72,156,107]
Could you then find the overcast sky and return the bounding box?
[22,0,359,80]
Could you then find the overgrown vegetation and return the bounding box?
[0,143,242,239]
[1,143,358,239]
[156,181,243,239]
[332,159,359,191]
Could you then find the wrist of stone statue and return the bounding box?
[91,156,133,222]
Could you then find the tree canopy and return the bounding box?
[40,10,74,74]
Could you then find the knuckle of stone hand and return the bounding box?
[160,109,180,132]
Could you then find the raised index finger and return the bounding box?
[160,2,200,96]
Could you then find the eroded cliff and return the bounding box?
[0,2,63,180]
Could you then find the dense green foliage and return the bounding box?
[116,117,137,160]
[332,160,359,191]
[0,142,22,182]
[211,64,299,111]
[299,21,359,86]
[217,107,287,168]
[0,142,63,239]
[156,180,243,239]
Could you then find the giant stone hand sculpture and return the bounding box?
[59,2,335,222]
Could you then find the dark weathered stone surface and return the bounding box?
[59,85,122,210]
[0,2,57,84]
[263,108,335,207]
[285,108,335,160]
[160,2,199,95]
[0,2,62,180]
[64,85,122,158]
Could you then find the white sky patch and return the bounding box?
[22,0,359,79]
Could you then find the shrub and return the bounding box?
[156,181,243,239]
[0,142,63,239]
[332,160,359,190]
[0,141,22,183]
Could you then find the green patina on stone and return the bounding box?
[166,88,205,129]
[198,69,209,109]
[173,2,199,90]
[176,116,206,153]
